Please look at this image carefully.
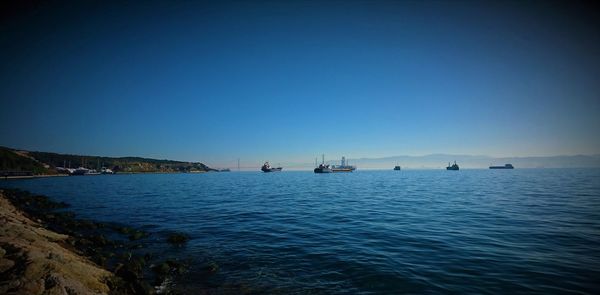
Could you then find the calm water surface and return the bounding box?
[3,169,600,294]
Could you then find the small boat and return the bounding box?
[70,167,100,175]
[394,165,401,170]
[261,162,282,172]
[490,164,514,169]
[70,167,89,175]
[446,161,459,170]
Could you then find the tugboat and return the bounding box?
[446,161,459,170]
[489,164,514,169]
[394,165,401,170]
[314,155,333,173]
[261,162,282,172]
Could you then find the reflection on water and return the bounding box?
[3,169,600,293]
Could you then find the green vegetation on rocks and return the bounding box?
[27,149,211,173]
[128,230,148,241]
[0,145,212,174]
[167,232,189,245]
[0,189,187,294]
[0,146,53,175]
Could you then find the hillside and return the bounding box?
[0,146,212,174]
[0,147,53,175]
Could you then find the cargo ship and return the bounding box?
[261,162,282,172]
[489,164,514,169]
[314,163,332,173]
[331,156,356,172]
[446,161,459,170]
[314,155,332,173]
[314,155,355,173]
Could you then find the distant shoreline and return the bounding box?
[0,174,69,180]
[1,145,214,177]
[0,170,215,180]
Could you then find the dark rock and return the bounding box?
[78,219,98,230]
[76,238,93,248]
[151,262,170,276]
[1,189,162,294]
[152,259,187,277]
[128,256,146,273]
[116,267,139,282]
[90,234,109,247]
[44,275,59,290]
[0,258,15,273]
[205,261,219,274]
[166,232,189,245]
[92,254,107,267]
[117,226,133,235]
[128,230,147,241]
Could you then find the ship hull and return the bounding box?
[446,167,459,170]
[489,167,513,169]
[261,167,282,172]
[314,167,332,173]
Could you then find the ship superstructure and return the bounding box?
[331,156,356,172]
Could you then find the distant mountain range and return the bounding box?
[281,154,600,170]
[3,145,599,173]
[332,154,600,169]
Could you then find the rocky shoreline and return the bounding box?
[0,189,192,294]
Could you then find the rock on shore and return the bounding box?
[0,191,112,294]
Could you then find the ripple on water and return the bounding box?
[2,169,600,293]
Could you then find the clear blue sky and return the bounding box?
[1,0,599,168]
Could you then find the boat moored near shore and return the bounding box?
[70,167,97,175]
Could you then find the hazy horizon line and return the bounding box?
[3,145,600,161]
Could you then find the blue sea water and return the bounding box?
[2,169,600,294]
